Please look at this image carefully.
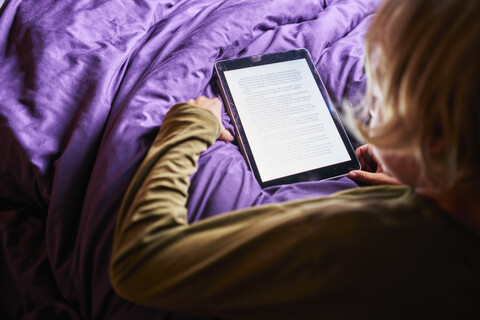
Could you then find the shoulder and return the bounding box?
[290,185,429,227]
[297,185,452,260]
[298,186,480,318]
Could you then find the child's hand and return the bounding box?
[348,144,402,186]
[188,96,233,142]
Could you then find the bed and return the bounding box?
[0,0,380,318]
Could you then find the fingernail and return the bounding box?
[348,172,357,179]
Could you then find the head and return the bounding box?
[358,0,480,190]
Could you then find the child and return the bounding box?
[110,0,480,318]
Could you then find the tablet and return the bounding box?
[215,49,360,187]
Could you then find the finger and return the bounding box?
[194,96,209,106]
[355,144,368,157]
[196,95,207,102]
[347,170,402,186]
[212,97,222,110]
[218,128,234,142]
[355,145,370,169]
[356,145,379,172]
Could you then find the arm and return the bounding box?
[110,102,320,318]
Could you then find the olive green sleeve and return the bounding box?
[110,103,321,319]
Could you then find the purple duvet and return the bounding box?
[0,0,380,318]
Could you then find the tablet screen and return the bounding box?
[216,49,359,186]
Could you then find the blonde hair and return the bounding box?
[357,0,480,188]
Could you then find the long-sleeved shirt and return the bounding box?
[110,103,480,319]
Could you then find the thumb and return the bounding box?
[218,127,234,142]
[348,170,401,186]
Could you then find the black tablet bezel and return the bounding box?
[215,48,360,188]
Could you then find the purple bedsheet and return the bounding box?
[0,0,380,318]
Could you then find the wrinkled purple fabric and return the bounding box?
[0,0,380,318]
